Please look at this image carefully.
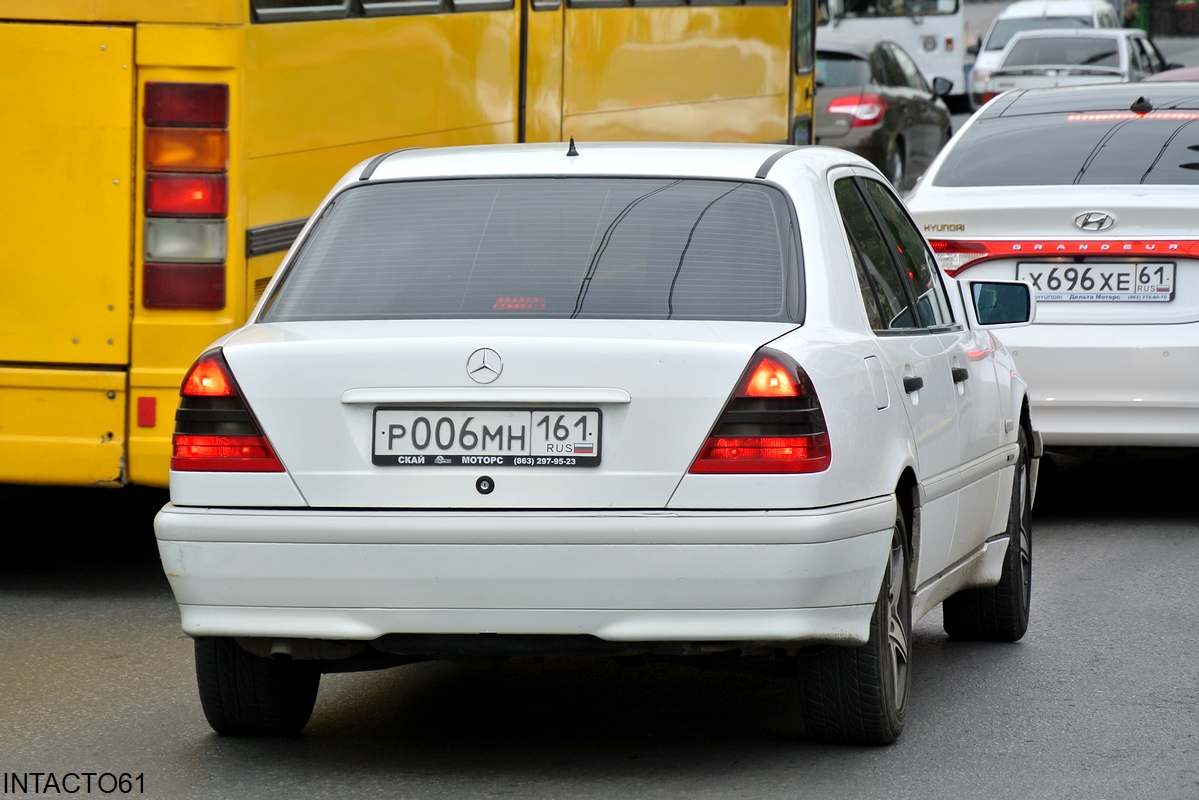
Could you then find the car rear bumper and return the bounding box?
[1001,323,1199,446]
[155,497,896,648]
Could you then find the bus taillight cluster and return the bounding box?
[142,82,229,310]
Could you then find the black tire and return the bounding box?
[195,637,320,736]
[798,516,911,745]
[942,427,1032,642]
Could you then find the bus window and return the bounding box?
[252,0,352,23]
[796,0,816,72]
[363,0,448,15]
[833,0,959,18]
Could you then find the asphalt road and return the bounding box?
[3,449,1199,799]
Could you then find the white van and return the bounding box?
[968,0,1120,107]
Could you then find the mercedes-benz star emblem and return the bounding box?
[1074,211,1115,232]
[466,348,503,384]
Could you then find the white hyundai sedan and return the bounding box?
[908,84,1199,448]
[156,142,1037,745]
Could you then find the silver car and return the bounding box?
[979,28,1172,102]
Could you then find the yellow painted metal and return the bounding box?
[245,123,514,227]
[561,6,790,142]
[525,4,566,142]
[0,24,133,366]
[0,0,244,24]
[245,14,519,161]
[0,369,125,486]
[137,23,246,68]
[126,386,180,488]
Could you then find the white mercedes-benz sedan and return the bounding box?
[907,84,1199,448]
[156,142,1038,745]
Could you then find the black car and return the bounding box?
[815,31,953,192]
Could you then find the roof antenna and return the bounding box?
[1131,96,1153,114]
[566,136,579,157]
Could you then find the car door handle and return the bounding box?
[952,367,969,384]
[903,376,924,394]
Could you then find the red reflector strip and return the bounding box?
[146,173,227,217]
[1067,111,1199,122]
[928,239,1199,276]
[144,82,229,128]
[689,434,831,474]
[171,434,284,472]
[137,396,157,428]
[492,296,546,310]
[144,263,225,310]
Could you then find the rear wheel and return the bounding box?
[195,637,320,736]
[798,516,911,745]
[942,427,1032,641]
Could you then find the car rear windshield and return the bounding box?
[262,177,800,322]
[816,52,871,88]
[933,114,1199,186]
[985,16,1093,51]
[1001,35,1119,68]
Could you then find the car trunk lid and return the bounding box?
[221,319,799,509]
[912,185,1199,325]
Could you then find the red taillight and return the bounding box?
[929,239,990,276]
[144,82,229,128]
[690,435,831,474]
[742,356,800,397]
[142,82,229,310]
[827,94,887,127]
[689,349,831,475]
[982,91,1001,103]
[927,239,1199,276]
[144,263,225,310]
[172,350,285,472]
[145,173,227,217]
[171,434,284,472]
[181,351,236,397]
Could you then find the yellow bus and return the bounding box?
[0,0,815,489]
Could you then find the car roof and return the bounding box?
[816,31,880,59]
[980,83,1199,118]
[997,0,1113,19]
[1145,66,1199,82]
[1004,26,1126,41]
[354,142,873,186]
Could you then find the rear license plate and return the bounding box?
[372,408,601,467]
[1017,262,1175,302]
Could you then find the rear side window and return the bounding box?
[860,180,952,327]
[985,16,1093,51]
[1134,37,1165,72]
[1001,35,1120,68]
[889,44,928,92]
[264,178,800,322]
[934,115,1199,186]
[816,52,871,88]
[834,179,917,330]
